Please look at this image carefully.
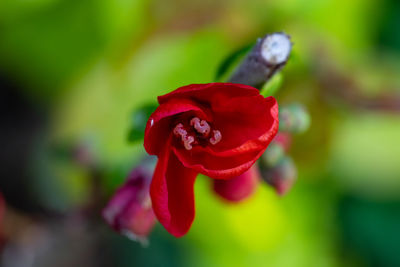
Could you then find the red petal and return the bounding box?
[144,98,210,156]
[173,146,264,179]
[158,83,259,105]
[211,96,279,152]
[150,138,198,237]
[213,165,260,202]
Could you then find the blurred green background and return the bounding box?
[0,0,400,266]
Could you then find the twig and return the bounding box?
[228,32,292,88]
[317,65,400,112]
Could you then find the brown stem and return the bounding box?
[228,32,292,88]
[317,65,400,112]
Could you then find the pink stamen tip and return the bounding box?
[173,123,187,136]
[190,117,211,136]
[173,123,194,150]
[209,130,222,145]
[183,135,194,150]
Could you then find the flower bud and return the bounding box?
[279,104,310,134]
[261,141,285,167]
[260,156,297,195]
[260,132,293,168]
[272,132,292,152]
[102,164,156,245]
[213,165,260,202]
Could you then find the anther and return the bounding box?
[183,135,194,150]
[190,117,211,136]
[173,123,187,136]
[173,123,195,150]
[209,130,222,145]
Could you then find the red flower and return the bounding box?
[144,83,279,237]
[213,165,260,202]
[102,166,156,244]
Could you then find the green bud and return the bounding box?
[279,103,311,134]
[260,142,285,168]
[260,156,297,195]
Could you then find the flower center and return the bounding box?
[173,117,222,150]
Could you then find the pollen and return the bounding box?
[190,117,211,136]
[209,130,222,145]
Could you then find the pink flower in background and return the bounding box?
[102,167,156,244]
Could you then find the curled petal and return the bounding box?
[213,165,260,202]
[173,145,264,179]
[158,83,259,105]
[211,95,278,153]
[150,138,198,237]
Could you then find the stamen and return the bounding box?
[190,117,210,136]
[183,135,194,150]
[173,123,194,150]
[209,130,222,145]
[173,123,187,136]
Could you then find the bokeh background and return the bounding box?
[1,0,400,266]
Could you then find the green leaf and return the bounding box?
[127,103,157,143]
[260,72,283,97]
[214,42,254,82]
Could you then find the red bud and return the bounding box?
[213,165,260,202]
[261,157,297,195]
[102,167,156,245]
